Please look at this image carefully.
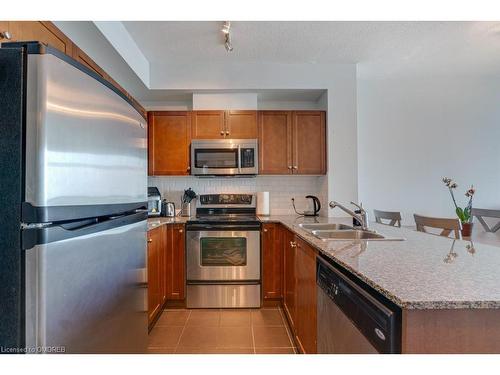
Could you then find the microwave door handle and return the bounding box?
[237,144,241,173]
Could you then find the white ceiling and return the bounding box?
[122,21,500,69]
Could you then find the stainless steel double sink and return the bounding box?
[298,223,404,241]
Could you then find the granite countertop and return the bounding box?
[259,215,500,310]
[147,216,190,231]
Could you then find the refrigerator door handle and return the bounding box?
[22,211,147,250]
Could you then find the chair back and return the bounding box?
[373,209,402,227]
[471,208,500,233]
[414,214,462,239]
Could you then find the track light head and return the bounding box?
[221,21,231,34]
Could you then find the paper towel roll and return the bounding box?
[256,192,270,216]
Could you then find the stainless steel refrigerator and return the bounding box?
[0,42,148,353]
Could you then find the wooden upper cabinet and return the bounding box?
[258,111,293,174]
[191,110,225,139]
[166,224,185,300]
[72,46,106,79]
[148,112,191,175]
[7,21,74,56]
[225,110,257,139]
[292,111,326,175]
[261,223,283,300]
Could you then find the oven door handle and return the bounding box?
[186,223,261,231]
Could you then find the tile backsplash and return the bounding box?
[148,175,327,216]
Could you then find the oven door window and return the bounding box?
[194,148,238,169]
[200,237,247,266]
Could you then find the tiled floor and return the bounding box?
[148,307,297,354]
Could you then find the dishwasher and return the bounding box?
[316,256,401,354]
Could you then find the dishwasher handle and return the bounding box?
[316,257,401,354]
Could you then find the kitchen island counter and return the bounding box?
[259,215,500,310]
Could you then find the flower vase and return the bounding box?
[461,222,473,237]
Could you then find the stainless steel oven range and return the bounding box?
[186,194,261,308]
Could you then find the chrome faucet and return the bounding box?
[329,201,369,230]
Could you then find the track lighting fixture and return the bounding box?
[222,21,233,52]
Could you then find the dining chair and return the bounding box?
[373,209,402,227]
[413,214,462,239]
[471,208,500,233]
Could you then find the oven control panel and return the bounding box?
[199,194,253,205]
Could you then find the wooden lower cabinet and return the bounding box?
[165,224,186,300]
[261,223,283,300]
[282,227,297,332]
[148,223,186,326]
[295,236,318,354]
[279,225,318,354]
[147,225,165,325]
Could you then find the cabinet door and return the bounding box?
[148,112,191,175]
[72,46,106,79]
[158,226,167,306]
[295,236,318,354]
[0,22,10,43]
[258,111,293,174]
[261,223,283,300]
[8,21,74,56]
[166,224,185,300]
[283,227,297,333]
[191,110,225,139]
[147,227,162,324]
[292,111,326,175]
[226,110,257,139]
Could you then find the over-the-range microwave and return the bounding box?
[190,139,258,176]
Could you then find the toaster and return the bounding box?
[147,187,162,217]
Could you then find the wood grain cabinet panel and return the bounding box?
[295,236,318,354]
[292,111,327,175]
[226,110,257,138]
[283,227,297,334]
[261,223,283,300]
[166,224,185,300]
[147,226,164,325]
[7,21,74,56]
[258,111,293,174]
[148,112,191,175]
[191,110,225,139]
[72,46,106,78]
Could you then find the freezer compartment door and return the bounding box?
[25,219,147,353]
[24,53,147,222]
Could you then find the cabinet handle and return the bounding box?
[263,228,268,232]
[220,130,224,136]
[148,239,152,243]
[288,166,292,170]
[225,131,229,136]
[0,31,12,40]
[290,241,297,248]
[187,166,191,171]
[293,166,298,170]
[179,229,183,233]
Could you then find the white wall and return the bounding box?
[357,70,500,223]
[54,21,149,100]
[149,62,359,216]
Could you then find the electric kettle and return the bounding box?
[292,195,321,217]
[161,200,176,217]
